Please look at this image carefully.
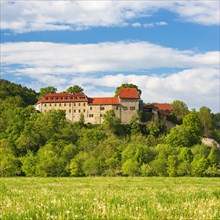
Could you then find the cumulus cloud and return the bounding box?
[1,41,219,75]
[1,1,219,33]
[1,41,219,112]
[71,68,219,113]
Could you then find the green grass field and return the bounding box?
[0,177,219,220]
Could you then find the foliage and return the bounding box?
[172,100,189,123]
[0,79,38,106]
[1,79,219,177]
[39,86,57,97]
[66,85,84,93]
[198,106,213,137]
[166,111,202,147]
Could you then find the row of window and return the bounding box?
[88,114,103,118]
[44,103,86,107]
[43,104,135,111]
[121,99,138,102]
[44,109,86,113]
[45,96,86,100]
[123,106,136,111]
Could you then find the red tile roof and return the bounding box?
[89,97,119,105]
[155,103,173,111]
[143,104,155,109]
[119,88,139,99]
[36,93,88,104]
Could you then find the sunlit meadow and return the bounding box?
[0,177,219,220]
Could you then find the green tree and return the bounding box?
[178,147,193,162]
[172,100,189,123]
[167,112,202,147]
[39,86,57,97]
[114,83,142,97]
[103,110,122,134]
[129,115,141,135]
[35,144,66,177]
[167,155,178,177]
[122,159,140,176]
[83,157,101,176]
[79,113,85,126]
[66,85,84,93]
[150,158,167,176]
[207,148,220,166]
[21,151,38,176]
[177,161,192,176]
[191,156,209,177]
[70,152,89,176]
[146,121,161,137]
[105,157,121,176]
[0,79,38,106]
[0,139,21,177]
[198,106,213,137]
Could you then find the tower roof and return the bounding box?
[118,88,139,99]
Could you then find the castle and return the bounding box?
[35,88,142,124]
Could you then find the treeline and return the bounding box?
[0,79,220,177]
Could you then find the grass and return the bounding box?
[0,177,219,220]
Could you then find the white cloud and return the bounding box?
[143,21,167,28]
[71,68,219,113]
[171,1,220,26]
[131,22,142,28]
[1,41,219,76]
[1,1,219,33]
[1,41,219,112]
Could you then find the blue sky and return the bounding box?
[1,1,219,112]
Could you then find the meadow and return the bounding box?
[0,177,219,220]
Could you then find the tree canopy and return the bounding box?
[39,86,57,97]
[66,85,84,93]
[1,79,220,177]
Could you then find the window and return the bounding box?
[59,103,62,107]
[74,110,76,113]
[44,110,47,113]
[79,110,81,113]
[64,103,66,106]
[90,107,92,110]
[83,103,86,106]
[44,104,46,107]
[78,103,81,106]
[69,103,71,107]
[100,107,105,110]
[69,109,71,113]
[83,109,85,113]
[123,107,128,110]
[100,114,103,117]
[89,114,93,117]
[116,106,119,110]
[130,107,135,111]
[74,103,76,106]
[50,103,52,107]
[54,103,56,107]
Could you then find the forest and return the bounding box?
[0,79,220,177]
